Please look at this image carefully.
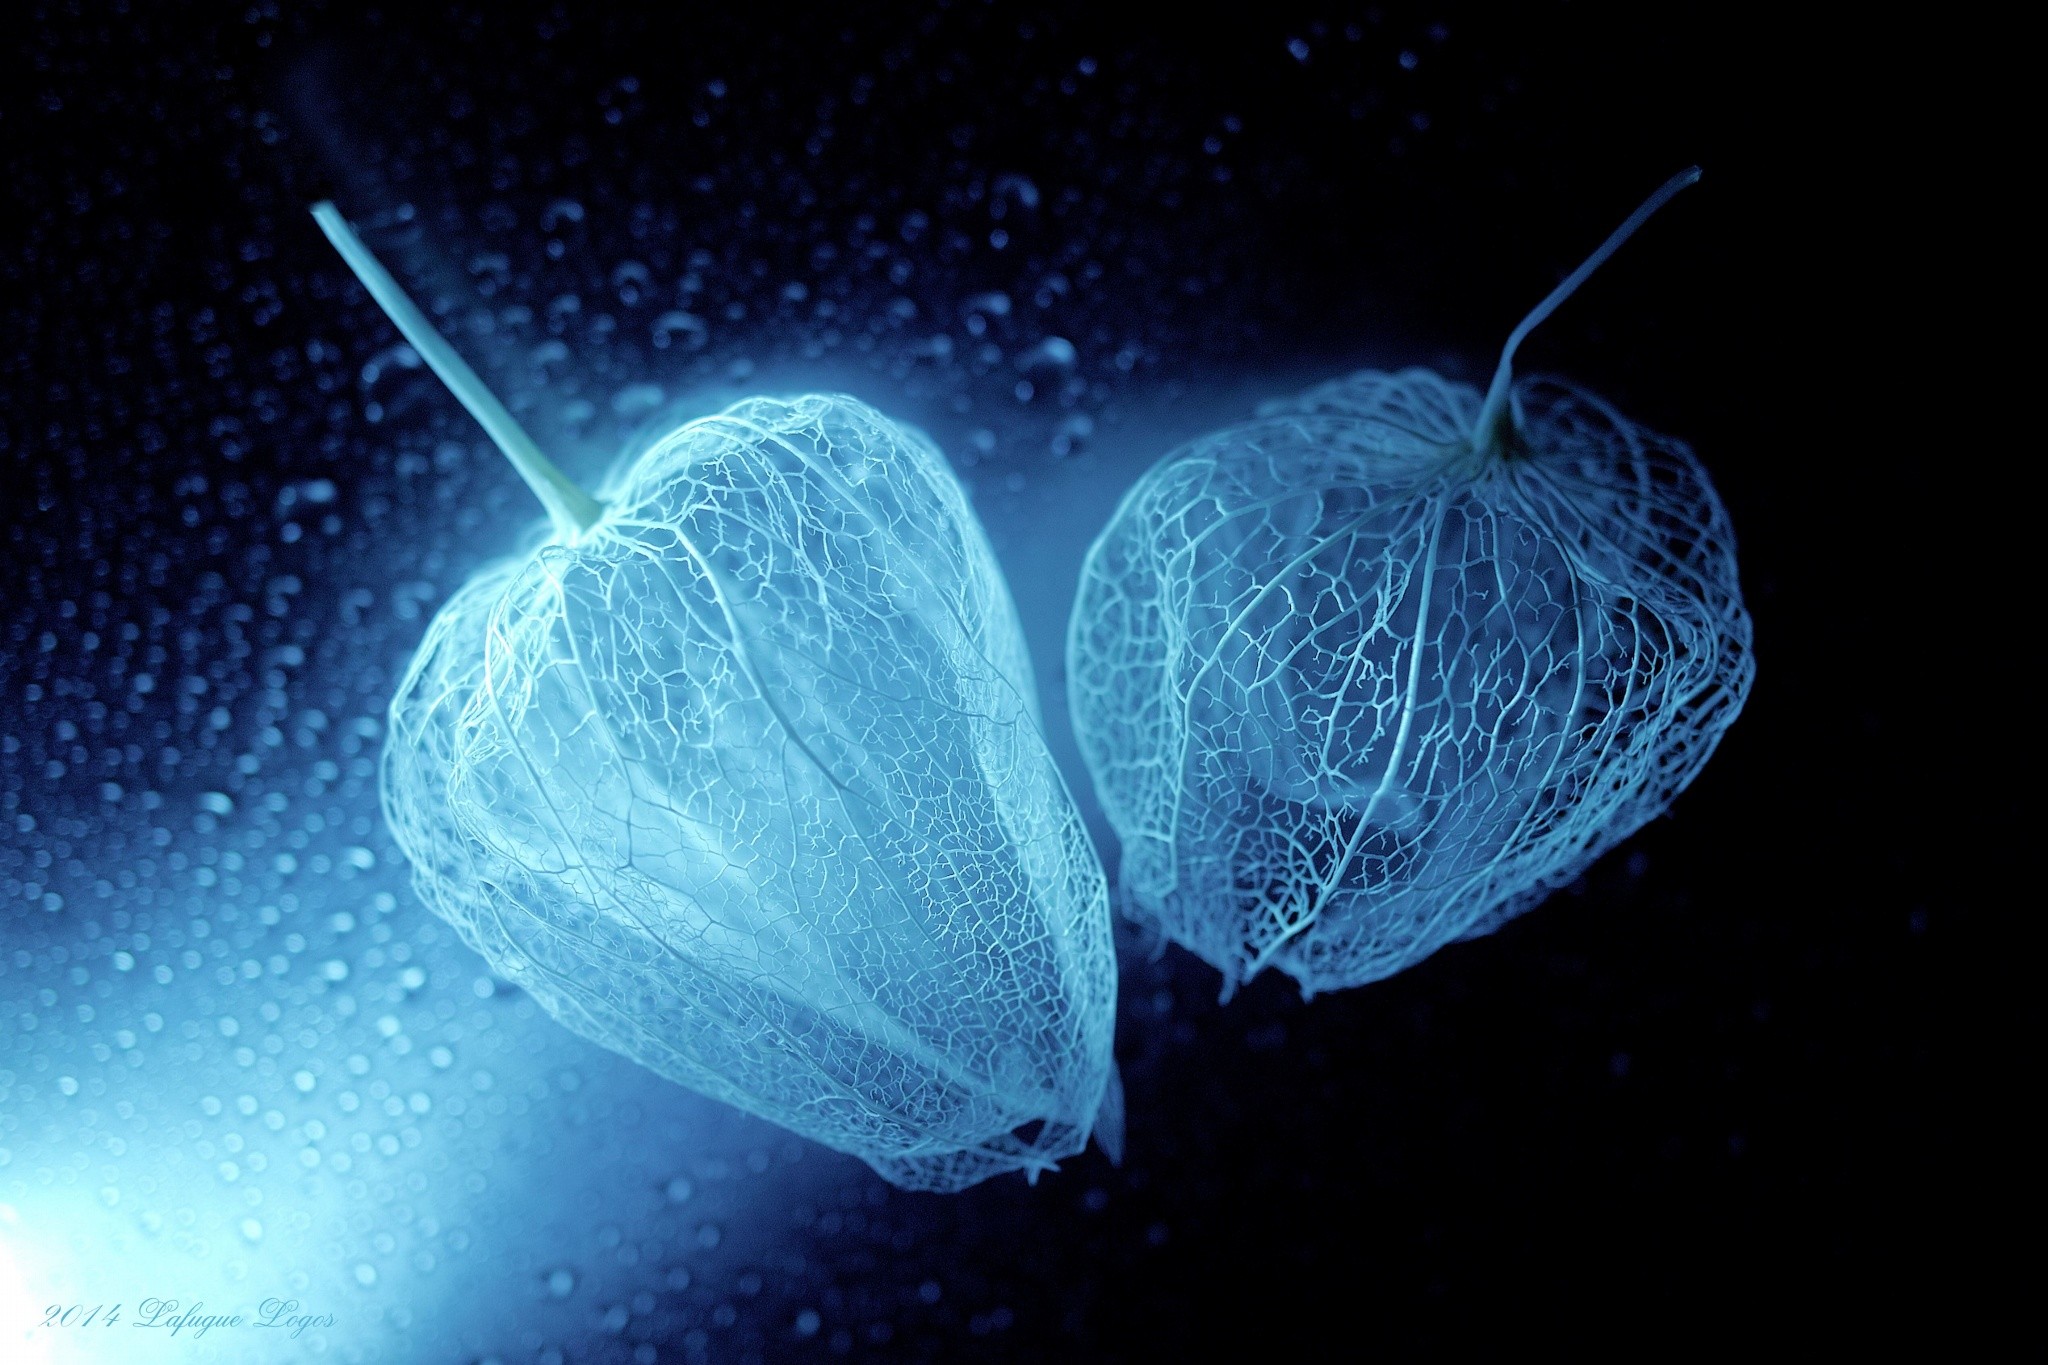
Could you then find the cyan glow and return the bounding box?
[1067,170,1753,998]
[1,1232,52,1365]
[314,206,1121,1192]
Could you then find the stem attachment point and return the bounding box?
[311,201,604,539]
[1471,166,1702,453]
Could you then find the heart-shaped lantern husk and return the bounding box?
[314,204,1121,1192]
[1067,169,1754,1000]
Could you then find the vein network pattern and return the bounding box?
[314,203,1121,1193]
[1068,170,1753,999]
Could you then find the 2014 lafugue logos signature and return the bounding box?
[39,1297,337,1339]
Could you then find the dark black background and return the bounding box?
[2,1,2013,1358]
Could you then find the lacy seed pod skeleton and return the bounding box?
[315,202,1120,1191]
[1067,170,1753,998]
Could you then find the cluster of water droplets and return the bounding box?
[5,4,1672,1357]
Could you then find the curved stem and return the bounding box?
[310,201,604,539]
[1472,166,1702,452]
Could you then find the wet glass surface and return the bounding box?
[1,4,1970,1359]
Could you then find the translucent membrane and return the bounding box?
[1067,170,1752,997]
[316,203,1121,1190]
